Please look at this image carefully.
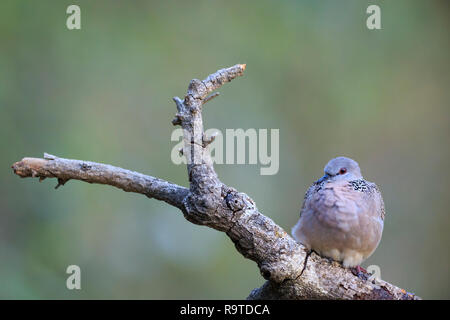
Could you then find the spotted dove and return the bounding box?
[292,157,385,268]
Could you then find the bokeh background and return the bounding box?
[1,0,449,299]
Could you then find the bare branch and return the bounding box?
[12,154,188,210]
[11,64,419,300]
[204,92,220,104]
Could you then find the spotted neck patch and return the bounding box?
[349,179,370,192]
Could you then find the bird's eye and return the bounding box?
[339,168,347,175]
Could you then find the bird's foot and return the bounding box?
[351,265,368,278]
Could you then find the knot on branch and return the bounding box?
[182,189,223,226]
[224,189,254,213]
[183,64,246,105]
[171,114,183,126]
[188,79,208,101]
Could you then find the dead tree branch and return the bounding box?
[11,64,419,300]
[12,153,188,210]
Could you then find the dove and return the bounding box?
[292,157,385,270]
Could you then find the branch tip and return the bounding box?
[55,178,68,189]
[204,92,220,104]
[44,153,57,160]
[172,96,184,112]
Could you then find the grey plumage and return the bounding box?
[292,157,385,267]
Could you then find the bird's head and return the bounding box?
[316,156,363,184]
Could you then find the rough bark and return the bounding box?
[11,64,419,300]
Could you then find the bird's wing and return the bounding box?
[299,183,316,218]
[369,182,386,220]
[306,181,366,232]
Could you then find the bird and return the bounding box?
[292,156,385,271]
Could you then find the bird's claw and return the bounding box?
[351,265,368,278]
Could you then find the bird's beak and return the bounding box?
[316,174,329,184]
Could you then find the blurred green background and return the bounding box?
[1,0,449,299]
